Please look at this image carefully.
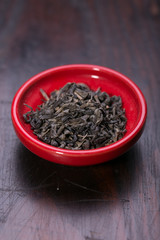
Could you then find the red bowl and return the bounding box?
[11,64,147,166]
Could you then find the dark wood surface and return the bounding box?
[0,0,160,239]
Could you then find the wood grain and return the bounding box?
[0,0,160,239]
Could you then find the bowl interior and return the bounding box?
[16,66,143,146]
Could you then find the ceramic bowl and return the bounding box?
[11,64,147,166]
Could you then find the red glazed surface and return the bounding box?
[11,64,147,166]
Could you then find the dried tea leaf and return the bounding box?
[23,83,127,150]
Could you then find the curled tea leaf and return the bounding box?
[23,83,127,150]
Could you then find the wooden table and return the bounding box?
[0,0,159,239]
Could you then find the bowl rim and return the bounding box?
[11,64,147,156]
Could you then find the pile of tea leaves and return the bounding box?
[23,83,127,150]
